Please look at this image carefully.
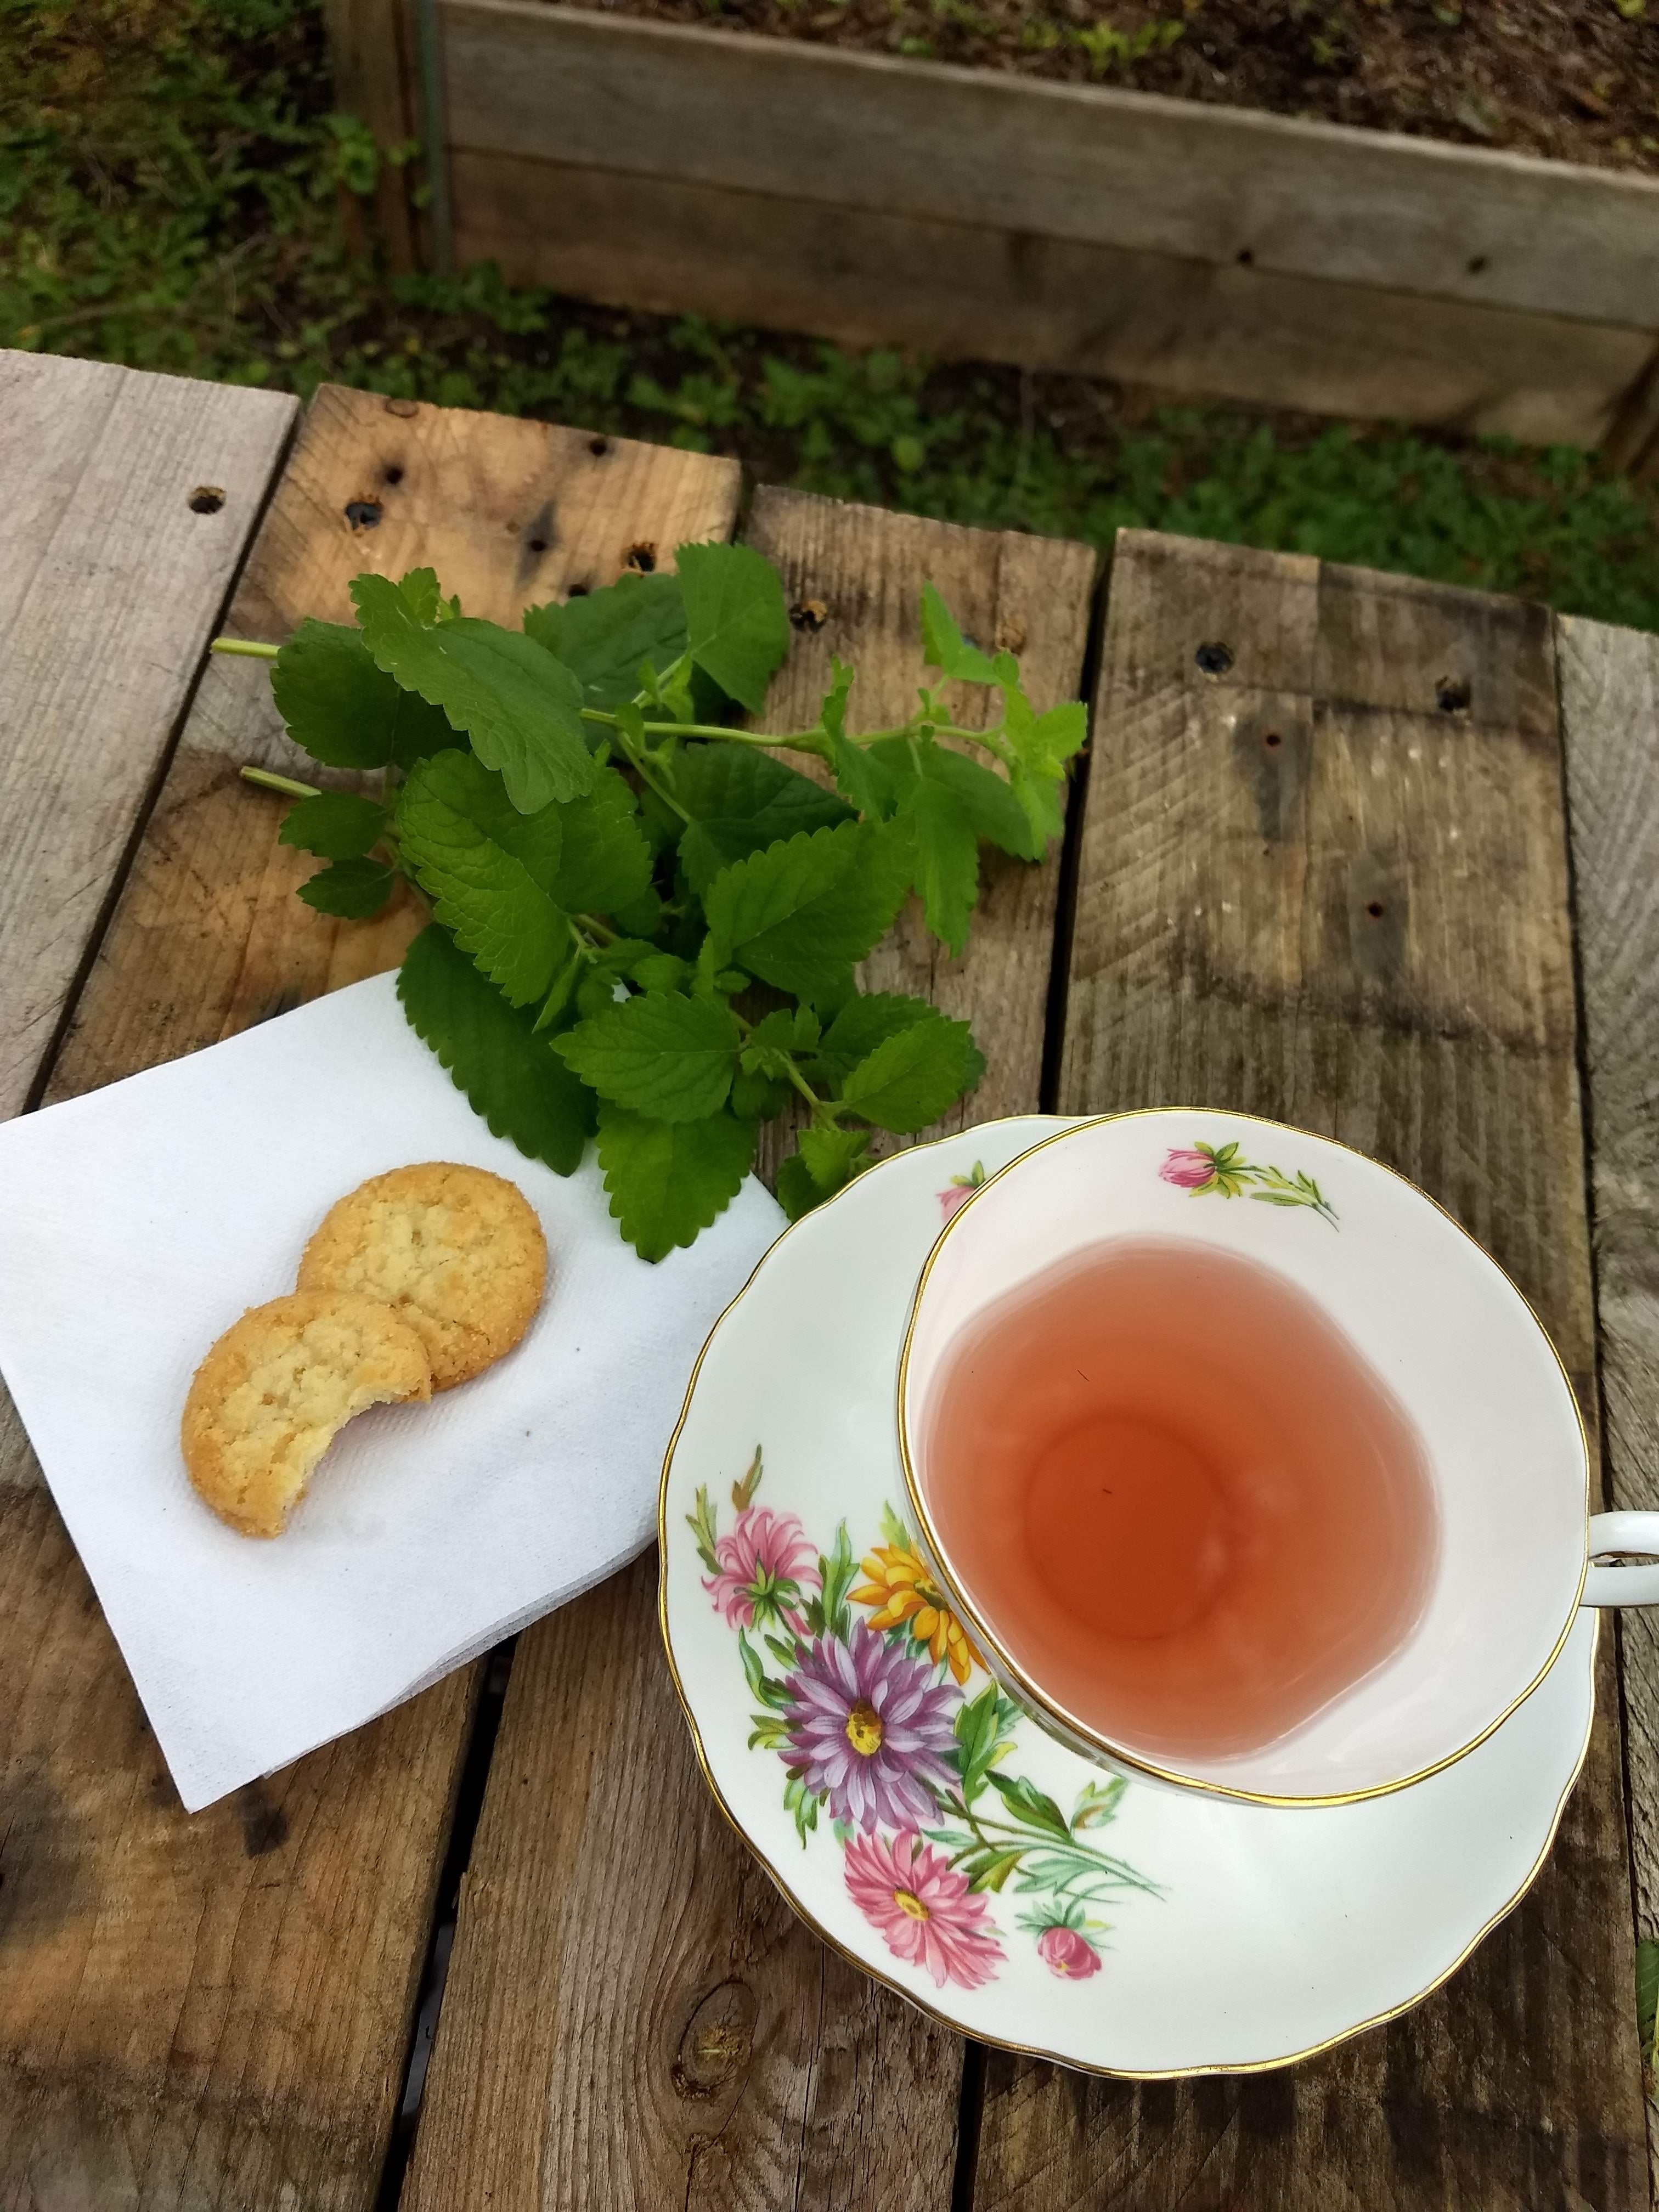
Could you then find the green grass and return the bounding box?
[5,0,1657,631]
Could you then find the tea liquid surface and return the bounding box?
[918,1237,1439,1763]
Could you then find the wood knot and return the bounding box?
[624,541,657,574]
[383,398,420,419]
[671,1979,756,2101]
[994,614,1027,654]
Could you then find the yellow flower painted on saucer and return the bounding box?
[852,1541,983,1685]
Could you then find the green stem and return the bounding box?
[240,765,319,800]
[213,637,280,660]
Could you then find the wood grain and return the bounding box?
[1558,611,1659,2194]
[963,532,1649,2210]
[0,385,742,2212]
[0,352,296,1121]
[444,3,1659,326]
[321,0,424,269]
[399,489,1096,2212]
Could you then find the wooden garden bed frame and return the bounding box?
[326,0,1659,472]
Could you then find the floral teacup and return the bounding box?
[899,1108,1659,1808]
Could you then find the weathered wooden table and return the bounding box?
[2,348,1656,2211]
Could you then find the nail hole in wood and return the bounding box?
[567,583,590,598]
[1436,677,1471,713]
[1263,730,1282,748]
[527,536,548,554]
[589,436,610,456]
[1195,641,1233,676]
[1236,247,1254,266]
[383,463,404,486]
[790,599,829,633]
[188,486,224,514]
[1467,255,1489,274]
[625,542,657,573]
[345,499,382,530]
[1366,900,1385,919]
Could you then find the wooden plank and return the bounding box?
[0,387,742,2212]
[449,150,1652,451]
[441,3,1659,329]
[0,352,296,1121]
[399,489,1096,2212]
[321,0,424,270]
[1558,610,1659,2195]
[964,532,1648,2210]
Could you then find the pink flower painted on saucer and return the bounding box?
[688,1459,1165,1989]
[1036,1923,1103,1980]
[938,1159,986,1221]
[844,1830,1005,1990]
[1159,1138,1339,1227]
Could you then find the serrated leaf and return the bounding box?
[398,924,593,1173]
[868,734,1043,862]
[798,1124,873,1197]
[551,766,654,912]
[270,619,452,771]
[352,574,595,810]
[703,820,911,1003]
[278,791,387,861]
[816,992,938,1073]
[555,992,741,1121]
[396,567,446,622]
[296,856,395,918]
[920,582,998,684]
[596,1104,755,1261]
[1009,763,1065,851]
[775,1152,822,1222]
[675,541,792,713]
[1003,685,1087,778]
[838,1013,983,1133]
[522,572,687,710]
[675,742,852,894]
[898,769,979,956]
[397,751,567,1008]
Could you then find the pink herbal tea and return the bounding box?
[917,1236,1440,1764]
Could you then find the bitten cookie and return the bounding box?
[182,1291,433,1538]
[296,1161,548,1391]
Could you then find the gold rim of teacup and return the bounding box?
[894,1108,1592,1811]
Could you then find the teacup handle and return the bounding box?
[1583,1513,1659,1607]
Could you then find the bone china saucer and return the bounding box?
[658,1118,1595,2075]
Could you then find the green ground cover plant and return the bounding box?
[5,0,1657,633]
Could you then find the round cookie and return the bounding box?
[183,1291,432,1539]
[297,1161,547,1391]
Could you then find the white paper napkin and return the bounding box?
[0,974,783,1810]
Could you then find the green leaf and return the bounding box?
[278,791,387,861]
[740,1004,820,1078]
[296,856,395,918]
[966,1848,1025,1894]
[270,619,450,771]
[738,1631,792,1712]
[596,1104,756,1261]
[816,991,938,1073]
[1073,1776,1127,1831]
[550,767,654,913]
[629,950,692,994]
[798,1125,873,1198]
[838,1013,983,1133]
[398,924,594,1174]
[987,1771,1073,1842]
[352,574,595,811]
[397,751,567,1008]
[686,1483,720,1574]
[703,820,911,1003]
[818,1521,857,1640]
[395,567,447,623]
[1002,686,1087,778]
[951,1682,1006,1803]
[554,992,741,1121]
[522,573,687,710]
[675,540,792,713]
[898,769,979,956]
[920,582,998,684]
[731,1066,791,1122]
[675,742,852,894]
[868,733,1045,864]
[1009,764,1065,852]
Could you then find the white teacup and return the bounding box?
[898,1110,1658,1807]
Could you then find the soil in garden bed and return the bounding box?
[549,0,1659,174]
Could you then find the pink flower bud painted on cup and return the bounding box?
[1036,1924,1102,1979]
[939,1160,986,1221]
[1158,1146,1216,1192]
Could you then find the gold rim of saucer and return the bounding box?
[653,1117,1599,2077]
[895,1107,1593,1811]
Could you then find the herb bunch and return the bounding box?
[228,543,1085,1259]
